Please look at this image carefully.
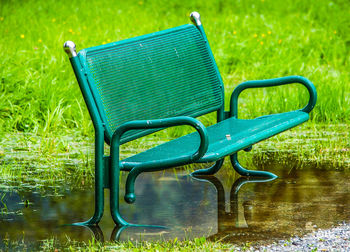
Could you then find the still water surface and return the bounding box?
[0,163,349,247]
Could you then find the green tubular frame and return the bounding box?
[64,12,317,227]
[68,56,105,226]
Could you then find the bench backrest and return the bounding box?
[77,24,224,143]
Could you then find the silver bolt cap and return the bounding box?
[190,12,201,26]
[63,41,77,58]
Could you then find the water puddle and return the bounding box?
[0,162,349,249]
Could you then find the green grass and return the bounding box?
[0,1,349,251]
[3,236,244,251]
[0,0,349,136]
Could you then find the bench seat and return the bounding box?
[122,111,308,166]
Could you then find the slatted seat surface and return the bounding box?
[78,24,223,143]
[122,111,309,165]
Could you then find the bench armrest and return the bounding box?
[111,116,209,168]
[229,76,317,118]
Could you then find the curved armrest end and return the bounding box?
[111,116,209,164]
[230,75,317,118]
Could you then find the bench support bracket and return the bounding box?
[191,159,224,176]
[230,153,278,179]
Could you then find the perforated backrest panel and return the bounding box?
[79,24,223,143]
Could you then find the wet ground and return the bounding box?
[0,161,349,249]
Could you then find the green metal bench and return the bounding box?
[63,12,317,227]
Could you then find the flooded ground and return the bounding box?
[0,162,349,249]
[0,129,349,249]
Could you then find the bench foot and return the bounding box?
[68,184,104,226]
[230,153,278,179]
[191,159,225,176]
[64,210,103,227]
[69,219,101,226]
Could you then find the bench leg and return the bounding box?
[191,159,225,176]
[110,144,131,226]
[71,130,105,226]
[230,153,278,179]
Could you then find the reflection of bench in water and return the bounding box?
[193,176,276,241]
[78,223,169,242]
[79,176,275,241]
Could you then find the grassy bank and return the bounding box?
[3,236,242,251]
[0,0,349,136]
[0,123,348,192]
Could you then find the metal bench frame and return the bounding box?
[63,12,317,227]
